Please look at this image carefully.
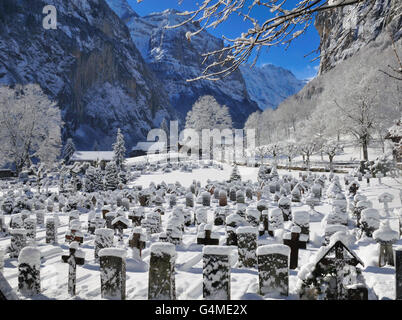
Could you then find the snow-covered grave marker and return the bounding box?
[268,208,284,237]
[45,217,57,244]
[377,172,384,184]
[129,207,145,226]
[359,208,380,238]
[143,211,162,234]
[226,213,246,245]
[10,214,23,229]
[111,216,130,246]
[8,229,27,258]
[61,241,85,296]
[186,192,194,208]
[236,190,245,204]
[292,210,310,241]
[65,220,84,244]
[105,211,117,229]
[195,207,208,226]
[256,199,269,214]
[364,172,372,186]
[353,200,372,227]
[35,210,45,227]
[23,217,36,245]
[128,227,146,258]
[283,226,307,270]
[148,243,176,300]
[236,226,258,268]
[202,191,211,207]
[257,244,290,297]
[246,208,261,228]
[197,223,219,245]
[94,228,114,262]
[395,248,402,300]
[203,245,232,300]
[229,188,237,202]
[278,196,292,221]
[260,210,269,236]
[99,248,126,300]
[378,192,394,217]
[18,246,41,296]
[373,220,399,267]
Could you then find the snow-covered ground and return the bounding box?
[1,159,401,300]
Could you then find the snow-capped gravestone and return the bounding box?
[323,225,348,246]
[186,192,194,208]
[373,220,399,267]
[202,246,232,300]
[283,226,307,270]
[359,208,380,237]
[202,191,211,207]
[95,228,115,262]
[8,229,27,258]
[297,236,367,300]
[395,248,402,300]
[61,242,85,296]
[268,208,284,236]
[111,216,130,246]
[99,248,126,300]
[197,224,219,245]
[378,192,394,217]
[45,217,57,244]
[105,212,117,229]
[65,220,84,244]
[18,247,41,296]
[195,208,208,225]
[257,244,290,297]
[352,199,372,226]
[278,196,292,221]
[35,210,45,227]
[236,227,258,268]
[148,243,176,300]
[226,214,246,246]
[143,212,161,234]
[292,211,310,241]
[236,190,245,204]
[256,199,269,214]
[229,188,237,202]
[129,207,145,226]
[128,227,146,258]
[246,208,261,228]
[23,217,36,244]
[10,214,23,229]
[214,207,227,226]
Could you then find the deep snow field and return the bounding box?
[1,159,401,300]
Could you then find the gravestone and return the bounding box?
[148,243,176,300]
[99,248,126,300]
[378,192,394,217]
[283,226,307,269]
[65,220,84,244]
[128,227,146,258]
[186,192,194,208]
[111,216,130,246]
[203,246,232,300]
[257,244,290,296]
[359,208,380,237]
[95,228,115,262]
[236,190,245,204]
[197,224,219,245]
[229,188,237,202]
[130,207,145,226]
[8,229,27,258]
[278,196,292,221]
[202,191,211,207]
[24,217,36,244]
[226,214,245,246]
[292,211,310,241]
[143,212,162,234]
[246,208,261,228]
[105,212,117,229]
[195,208,208,225]
[18,246,41,296]
[373,220,399,267]
[61,242,85,296]
[236,226,258,268]
[35,210,45,227]
[268,208,284,237]
[214,208,227,226]
[45,217,58,244]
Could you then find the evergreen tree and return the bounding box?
[230,164,241,182]
[113,128,126,170]
[62,138,76,164]
[104,161,119,191]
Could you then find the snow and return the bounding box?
[257,244,290,256]
[9,229,27,235]
[150,242,176,256]
[95,228,115,237]
[203,246,234,256]
[373,221,399,242]
[70,151,114,162]
[18,247,41,267]
[98,248,127,259]
[236,226,259,235]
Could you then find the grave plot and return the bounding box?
[0,159,401,300]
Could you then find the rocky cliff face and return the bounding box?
[107,2,261,128]
[315,0,402,74]
[0,0,175,150]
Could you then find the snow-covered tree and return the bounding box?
[265,142,283,167]
[229,164,241,182]
[62,138,76,165]
[299,139,319,170]
[112,128,126,171]
[0,84,62,173]
[322,141,343,172]
[282,141,299,170]
[104,161,119,191]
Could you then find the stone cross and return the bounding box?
[99,248,127,300]
[18,246,41,296]
[283,226,307,269]
[236,226,258,268]
[395,248,402,300]
[148,243,176,300]
[378,192,394,217]
[61,242,85,296]
[45,217,58,244]
[203,246,232,300]
[94,228,115,262]
[197,224,219,245]
[257,244,290,296]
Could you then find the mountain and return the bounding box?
[106,1,261,128]
[0,0,176,150]
[240,64,307,110]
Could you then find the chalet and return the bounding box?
[70,151,114,170]
[385,118,401,162]
[0,169,15,179]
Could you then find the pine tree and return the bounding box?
[230,164,241,182]
[104,161,119,191]
[62,138,76,164]
[113,128,126,171]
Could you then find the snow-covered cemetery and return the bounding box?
[0,0,401,304]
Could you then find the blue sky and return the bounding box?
[127,0,321,80]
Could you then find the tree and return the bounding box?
[0,84,62,173]
[112,128,126,171]
[230,164,241,182]
[299,139,318,170]
[265,142,283,167]
[158,0,366,80]
[104,161,119,191]
[62,138,76,165]
[244,111,262,145]
[282,141,299,170]
[322,141,343,172]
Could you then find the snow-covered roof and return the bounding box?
[131,142,167,152]
[71,151,114,162]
